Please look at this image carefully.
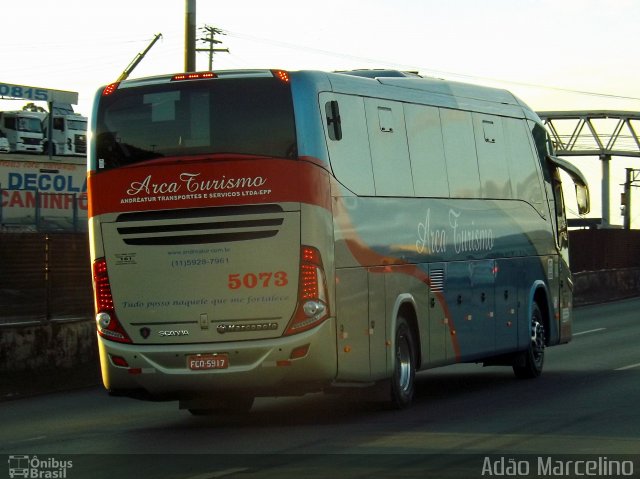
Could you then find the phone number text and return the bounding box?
[171,258,229,268]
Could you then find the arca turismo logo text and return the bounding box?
[126,172,268,196]
[8,455,73,479]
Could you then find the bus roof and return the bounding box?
[322,70,539,121]
[101,68,540,123]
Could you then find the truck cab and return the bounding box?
[42,113,87,156]
[0,111,44,153]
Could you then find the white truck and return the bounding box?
[0,130,9,153]
[42,112,87,157]
[0,111,44,153]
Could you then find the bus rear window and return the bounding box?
[95,77,297,170]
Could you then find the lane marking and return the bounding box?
[13,436,47,444]
[573,328,606,336]
[615,362,640,371]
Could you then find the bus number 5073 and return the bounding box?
[227,272,288,290]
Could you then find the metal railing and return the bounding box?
[538,110,640,158]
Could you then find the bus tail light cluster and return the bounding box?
[272,70,290,83]
[102,82,120,96]
[92,258,132,343]
[285,246,329,336]
[171,72,217,81]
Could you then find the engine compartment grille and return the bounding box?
[115,205,285,246]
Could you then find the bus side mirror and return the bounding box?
[575,183,590,216]
[547,155,590,215]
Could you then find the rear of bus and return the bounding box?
[88,70,336,408]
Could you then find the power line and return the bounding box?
[223,29,640,103]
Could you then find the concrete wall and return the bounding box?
[0,319,100,400]
[573,267,640,307]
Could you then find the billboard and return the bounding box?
[0,158,87,231]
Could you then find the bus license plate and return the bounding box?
[187,354,229,370]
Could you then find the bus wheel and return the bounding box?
[513,302,545,379]
[389,316,416,409]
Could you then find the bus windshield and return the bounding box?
[96,77,297,170]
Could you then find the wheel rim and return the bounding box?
[531,320,545,366]
[396,334,412,393]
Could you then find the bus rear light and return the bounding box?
[276,344,311,366]
[102,82,120,96]
[272,70,290,83]
[285,246,329,336]
[290,344,310,359]
[110,355,129,368]
[171,72,217,81]
[93,258,132,343]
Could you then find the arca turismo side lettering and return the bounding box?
[126,172,268,197]
[416,208,495,256]
[449,209,495,255]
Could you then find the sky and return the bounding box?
[1,0,639,224]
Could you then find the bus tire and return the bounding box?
[513,302,545,379]
[388,316,417,409]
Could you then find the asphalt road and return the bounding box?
[2,298,639,478]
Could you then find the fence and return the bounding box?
[569,229,640,272]
[0,233,93,324]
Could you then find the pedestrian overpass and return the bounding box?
[538,111,640,228]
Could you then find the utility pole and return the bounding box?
[184,0,196,72]
[622,168,640,229]
[196,25,229,70]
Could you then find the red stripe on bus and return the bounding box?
[88,158,330,218]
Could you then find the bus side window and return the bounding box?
[320,93,375,196]
[528,120,565,243]
[364,99,414,197]
[473,113,512,199]
[405,104,450,198]
[440,108,481,198]
[503,118,545,212]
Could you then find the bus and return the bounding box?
[88,69,590,413]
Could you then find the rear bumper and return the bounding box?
[98,318,337,399]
